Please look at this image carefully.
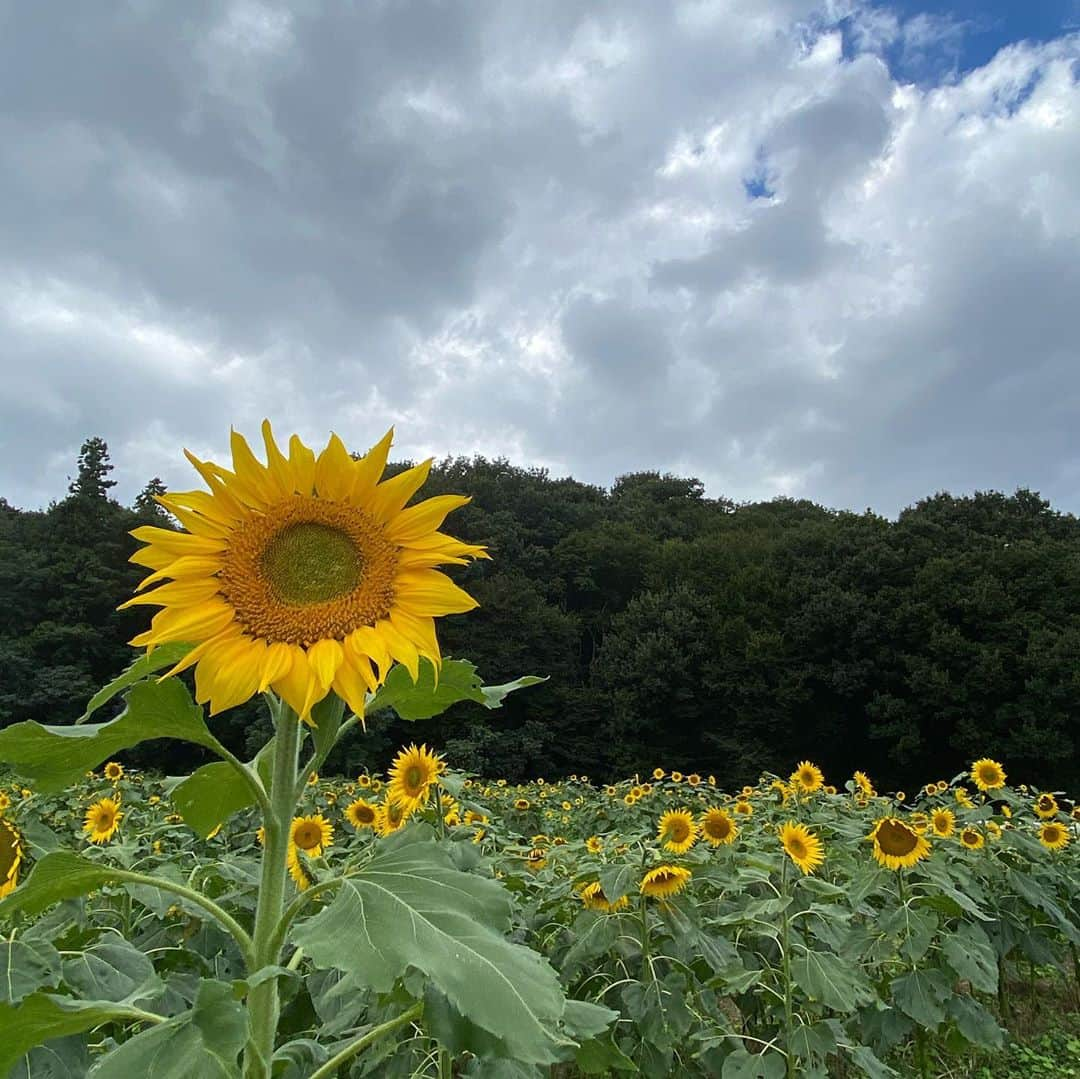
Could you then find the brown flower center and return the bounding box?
[876,818,918,857]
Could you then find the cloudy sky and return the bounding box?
[2,0,1078,517]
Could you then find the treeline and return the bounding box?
[1,438,1078,791]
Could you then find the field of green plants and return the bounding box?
[0,692,1076,1078]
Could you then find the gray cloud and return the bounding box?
[0,1,1077,517]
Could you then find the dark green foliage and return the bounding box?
[2,440,1079,789]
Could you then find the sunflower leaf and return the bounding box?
[790,949,875,1012]
[170,762,257,839]
[77,642,195,723]
[0,852,129,923]
[0,939,63,1004]
[0,679,221,793]
[293,826,576,1064]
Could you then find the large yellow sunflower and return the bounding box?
[640,865,691,898]
[84,798,123,844]
[657,809,697,854]
[778,821,824,875]
[791,761,824,794]
[387,743,444,814]
[122,423,489,722]
[0,819,23,898]
[345,797,378,831]
[970,758,1006,792]
[930,808,955,838]
[867,817,931,870]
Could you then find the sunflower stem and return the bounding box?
[244,697,301,1079]
[307,1002,423,1079]
[779,859,796,1079]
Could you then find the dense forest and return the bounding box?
[1,437,1078,792]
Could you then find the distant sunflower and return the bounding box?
[700,808,738,847]
[376,799,408,837]
[733,800,754,817]
[970,758,1006,792]
[579,881,629,912]
[525,848,547,871]
[930,808,956,838]
[640,865,691,899]
[122,423,489,722]
[585,836,603,854]
[791,761,824,794]
[670,772,684,784]
[652,768,666,780]
[779,821,824,875]
[0,792,10,814]
[1034,794,1059,819]
[657,809,697,854]
[290,814,333,856]
[514,798,530,811]
[687,774,702,787]
[853,771,874,796]
[955,787,974,809]
[387,743,444,815]
[959,827,984,850]
[104,762,124,782]
[867,817,931,871]
[0,819,23,898]
[1038,821,1069,851]
[84,798,123,844]
[1072,806,1080,822]
[345,798,378,831]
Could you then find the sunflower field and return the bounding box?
[0,425,1077,1078]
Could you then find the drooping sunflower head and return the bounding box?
[867,817,931,871]
[930,808,955,838]
[104,761,124,782]
[970,758,1006,792]
[287,844,310,891]
[290,814,333,856]
[345,798,378,831]
[579,881,629,912]
[1038,821,1069,851]
[791,761,824,794]
[83,798,123,844]
[387,743,445,813]
[852,771,875,797]
[700,807,737,847]
[0,818,23,898]
[123,423,489,722]
[959,827,984,850]
[779,821,825,875]
[1034,794,1059,819]
[640,864,691,899]
[657,809,697,854]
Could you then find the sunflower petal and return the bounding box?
[350,428,394,502]
[385,494,472,544]
[261,420,294,497]
[307,638,344,691]
[134,554,224,591]
[119,578,222,610]
[314,433,355,501]
[374,618,420,683]
[289,436,316,497]
[394,569,480,616]
[369,459,432,523]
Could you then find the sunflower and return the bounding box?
[733,800,753,817]
[986,821,1002,841]
[657,809,697,854]
[791,761,824,794]
[670,772,684,784]
[525,848,547,871]
[83,798,123,844]
[954,787,974,809]
[853,771,875,796]
[287,845,310,890]
[1034,794,1059,819]
[0,819,23,898]
[579,881,629,912]
[959,827,984,850]
[1038,821,1069,851]
[970,758,1006,792]
[290,814,333,856]
[779,821,824,875]
[122,423,489,722]
[345,797,378,830]
[700,807,738,847]
[930,808,955,838]
[387,743,444,815]
[640,865,691,898]
[687,773,702,787]
[104,761,124,782]
[585,836,603,854]
[357,775,372,788]
[376,799,408,837]
[867,818,931,870]
[1072,806,1080,822]
[652,768,666,780]
[0,792,9,814]
[514,798,530,811]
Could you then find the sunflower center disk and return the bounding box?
[877,819,917,856]
[261,523,362,605]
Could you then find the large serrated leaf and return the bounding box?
[0,680,220,793]
[942,923,997,994]
[366,659,546,721]
[890,969,951,1028]
[293,827,570,1064]
[0,939,63,1004]
[169,762,256,839]
[62,936,161,1006]
[0,853,119,923]
[790,949,874,1012]
[78,643,194,723]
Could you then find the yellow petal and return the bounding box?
[259,641,294,692]
[346,625,391,680]
[261,420,294,497]
[130,546,176,571]
[289,436,316,497]
[158,489,240,527]
[119,578,222,610]
[272,646,329,724]
[313,433,355,502]
[195,636,264,715]
[374,619,420,683]
[228,428,278,507]
[394,569,479,616]
[131,600,236,646]
[332,655,373,717]
[349,428,394,502]
[384,494,471,544]
[130,527,226,556]
[158,626,244,680]
[135,555,224,591]
[306,638,344,691]
[182,451,250,517]
[155,502,233,540]
[369,459,432,523]
[389,609,441,687]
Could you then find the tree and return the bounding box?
[68,437,117,501]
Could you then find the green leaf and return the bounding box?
[78,643,194,723]
[890,969,951,1028]
[6,1034,89,1079]
[0,993,161,1076]
[790,949,874,1012]
[61,936,161,1005]
[575,1033,638,1074]
[310,694,345,760]
[293,827,571,1064]
[0,853,118,923]
[942,923,998,994]
[365,659,545,721]
[946,994,1004,1049]
[88,980,245,1079]
[0,939,62,1004]
[721,1048,786,1078]
[843,1043,900,1079]
[170,762,256,839]
[0,680,221,793]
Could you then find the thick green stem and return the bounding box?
[780,862,795,1079]
[243,700,302,1079]
[307,1003,423,1079]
